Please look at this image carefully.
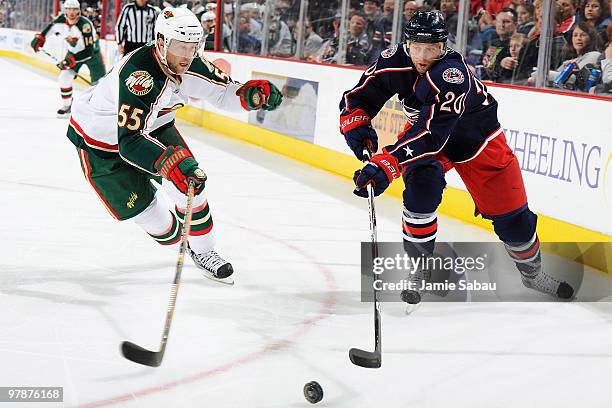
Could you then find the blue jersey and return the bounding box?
[340,45,502,164]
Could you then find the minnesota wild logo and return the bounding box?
[66,36,79,46]
[127,192,138,209]
[125,71,154,96]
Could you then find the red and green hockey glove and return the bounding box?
[154,146,207,194]
[31,33,45,52]
[58,53,76,70]
[236,80,283,111]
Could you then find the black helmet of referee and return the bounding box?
[404,11,449,43]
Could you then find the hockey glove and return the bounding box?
[353,152,400,197]
[31,33,45,52]
[154,146,207,194]
[340,108,378,161]
[58,53,76,70]
[237,80,283,111]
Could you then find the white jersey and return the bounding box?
[68,44,243,174]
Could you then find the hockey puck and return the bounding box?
[401,289,421,304]
[303,381,323,404]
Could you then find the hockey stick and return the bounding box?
[121,179,196,367]
[349,148,382,369]
[39,48,93,86]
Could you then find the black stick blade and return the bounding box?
[349,348,381,368]
[121,341,162,367]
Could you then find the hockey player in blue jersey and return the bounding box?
[339,11,574,301]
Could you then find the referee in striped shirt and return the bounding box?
[116,0,159,55]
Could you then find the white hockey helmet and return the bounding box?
[63,0,80,10]
[201,11,216,22]
[154,7,204,72]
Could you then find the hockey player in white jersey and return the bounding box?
[31,0,106,116]
[65,7,282,281]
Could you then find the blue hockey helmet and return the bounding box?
[404,11,449,43]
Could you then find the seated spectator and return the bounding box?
[363,0,382,39]
[530,22,603,89]
[516,3,535,35]
[440,0,459,38]
[346,14,373,66]
[404,0,418,23]
[201,11,216,50]
[595,37,611,93]
[513,0,567,82]
[238,16,261,54]
[482,8,518,80]
[557,0,577,41]
[494,32,528,82]
[240,3,263,41]
[477,0,513,32]
[371,0,395,60]
[268,15,293,57]
[314,12,341,63]
[580,0,612,46]
[294,18,323,60]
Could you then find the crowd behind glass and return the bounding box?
[2,0,610,95]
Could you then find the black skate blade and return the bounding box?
[349,348,381,368]
[121,341,162,367]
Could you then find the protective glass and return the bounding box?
[167,39,201,59]
[407,41,443,60]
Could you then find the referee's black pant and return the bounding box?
[123,41,147,54]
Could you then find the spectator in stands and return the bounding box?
[371,0,394,59]
[346,13,373,66]
[404,0,418,22]
[597,34,612,93]
[530,21,602,89]
[201,11,216,50]
[557,0,577,41]
[496,32,527,82]
[241,3,262,41]
[514,0,567,82]
[238,15,261,53]
[363,0,382,39]
[440,0,459,37]
[294,18,323,60]
[315,12,341,63]
[482,8,518,81]
[580,0,612,45]
[268,14,293,57]
[516,3,535,35]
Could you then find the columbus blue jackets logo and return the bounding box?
[381,44,398,58]
[125,71,154,96]
[442,68,464,84]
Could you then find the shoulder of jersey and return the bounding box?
[371,43,410,71]
[186,55,231,85]
[53,14,67,24]
[78,16,94,32]
[427,51,469,89]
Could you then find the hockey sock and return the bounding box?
[60,87,73,106]
[402,208,437,256]
[176,201,214,254]
[147,211,182,245]
[504,232,541,277]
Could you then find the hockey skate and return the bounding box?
[57,104,71,118]
[187,247,234,285]
[401,266,430,315]
[517,253,574,299]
